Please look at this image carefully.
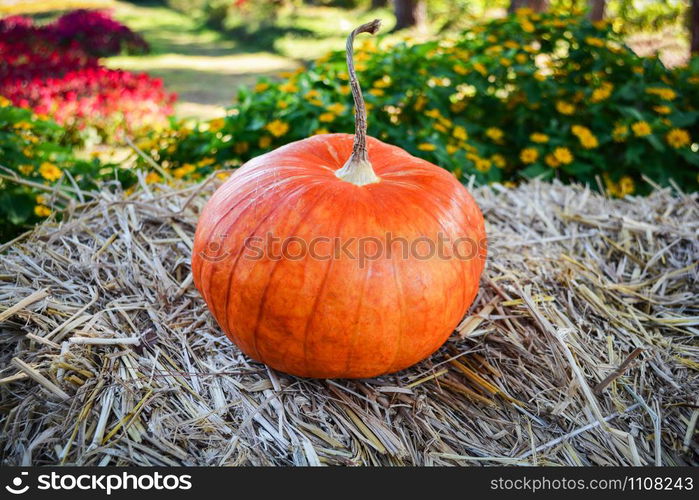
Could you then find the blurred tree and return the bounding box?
[589,0,605,21]
[393,0,427,31]
[508,0,549,13]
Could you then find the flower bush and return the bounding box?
[140,10,699,195]
[0,11,175,142]
[0,10,149,57]
[1,66,176,140]
[0,99,136,240]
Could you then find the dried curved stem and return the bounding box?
[335,19,381,186]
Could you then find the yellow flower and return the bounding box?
[645,88,676,101]
[590,82,613,103]
[612,124,628,142]
[13,121,32,130]
[354,51,371,63]
[314,128,329,135]
[450,100,466,113]
[434,123,448,133]
[0,96,11,107]
[35,194,47,204]
[545,154,560,168]
[453,64,468,75]
[425,109,441,119]
[305,89,320,100]
[485,127,504,142]
[579,133,598,149]
[520,148,538,164]
[417,143,436,151]
[446,144,459,155]
[666,128,690,148]
[254,82,270,93]
[209,118,225,132]
[198,157,215,167]
[216,172,231,181]
[585,37,605,47]
[234,141,249,154]
[619,176,635,196]
[474,157,492,173]
[631,121,651,137]
[414,95,427,111]
[19,164,34,175]
[326,103,345,115]
[603,173,619,196]
[472,62,487,76]
[553,147,573,165]
[571,125,598,148]
[373,75,392,88]
[339,85,350,95]
[258,136,272,148]
[428,77,450,87]
[319,112,335,123]
[277,100,288,109]
[499,58,511,67]
[556,101,575,115]
[279,82,298,93]
[521,20,535,33]
[653,105,671,115]
[533,71,547,81]
[265,120,289,137]
[491,154,506,168]
[452,126,468,141]
[515,53,528,64]
[173,164,196,179]
[369,88,384,97]
[145,172,161,184]
[34,205,51,217]
[530,132,549,143]
[39,162,62,182]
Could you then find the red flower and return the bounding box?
[0,11,173,140]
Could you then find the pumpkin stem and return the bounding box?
[335,19,381,186]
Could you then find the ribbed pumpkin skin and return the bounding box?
[192,133,486,378]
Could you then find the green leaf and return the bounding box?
[0,192,33,226]
[670,111,699,128]
[646,134,665,152]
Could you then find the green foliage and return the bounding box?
[605,0,689,32]
[137,11,699,196]
[0,100,136,240]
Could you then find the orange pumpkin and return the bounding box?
[192,20,486,378]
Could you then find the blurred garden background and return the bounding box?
[1,0,698,241]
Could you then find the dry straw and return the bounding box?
[0,175,697,466]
